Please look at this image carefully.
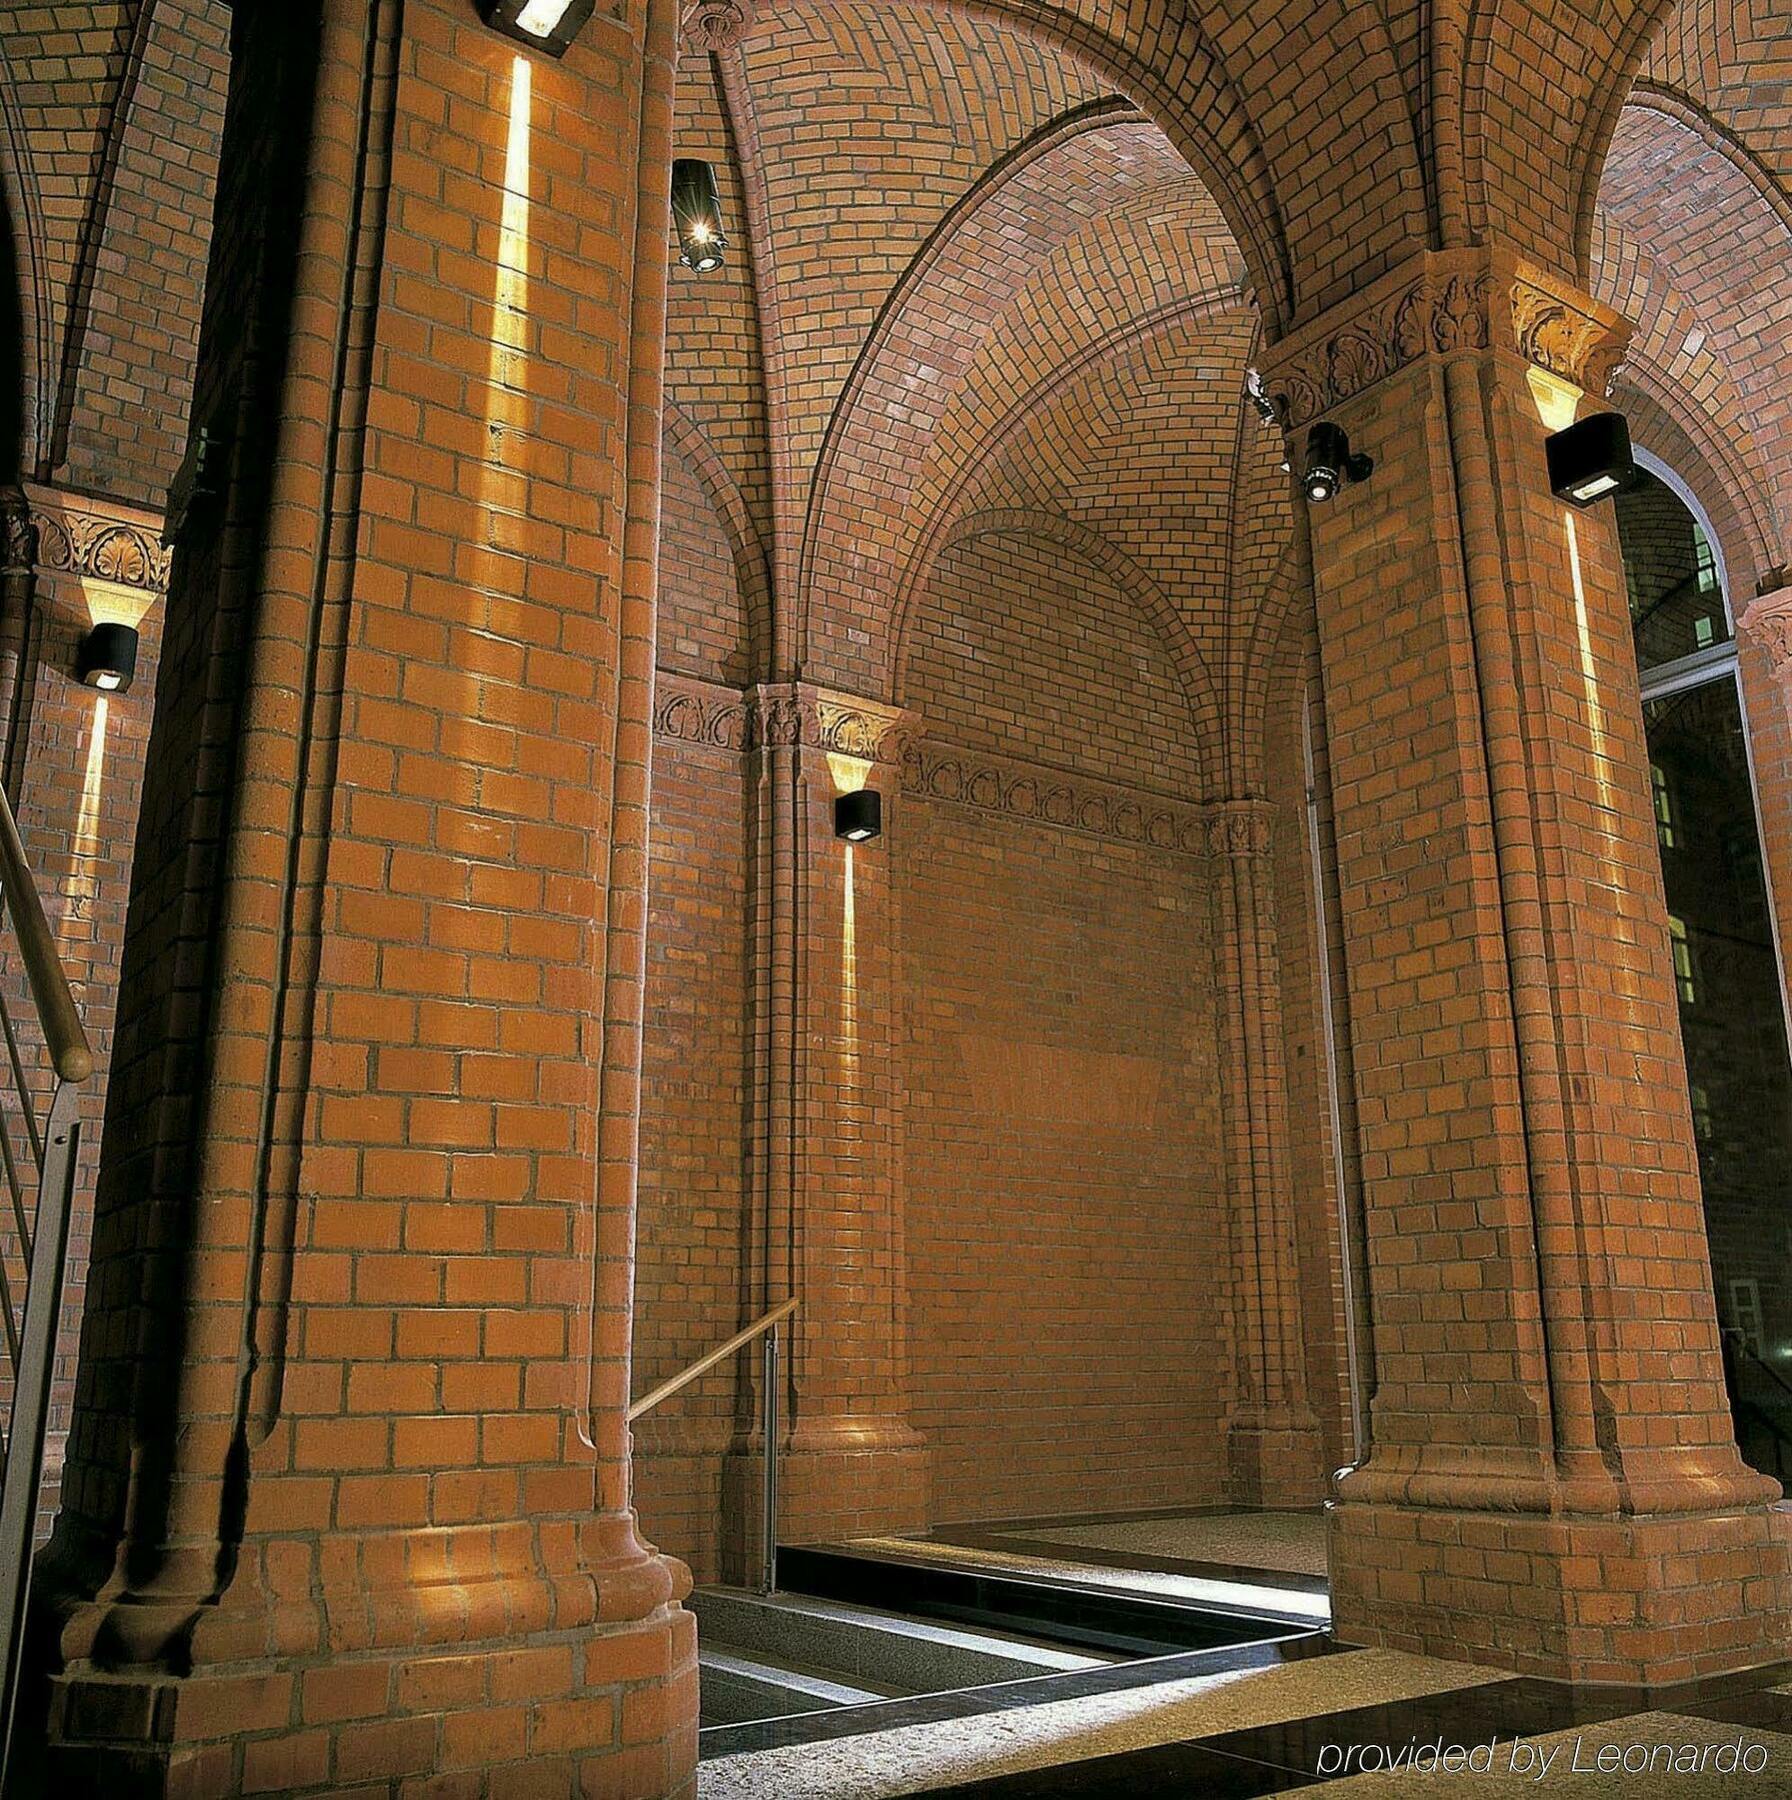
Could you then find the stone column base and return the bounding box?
[1329,1497,1792,1684]
[40,1521,698,1800]
[1227,1408,1328,1508]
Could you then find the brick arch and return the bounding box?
[916,504,1226,782]
[662,399,773,679]
[1588,212,1782,588]
[1592,99,1792,585]
[1443,0,1679,282]
[0,60,49,475]
[798,103,1218,693]
[886,290,1252,707]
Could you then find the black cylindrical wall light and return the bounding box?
[1302,421,1373,503]
[76,623,139,695]
[475,0,596,55]
[672,159,727,272]
[834,789,881,843]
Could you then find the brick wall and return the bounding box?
[898,527,1233,1521]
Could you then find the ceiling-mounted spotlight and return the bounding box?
[475,0,596,56]
[1546,411,1637,508]
[1302,421,1372,504]
[671,159,727,272]
[834,789,882,843]
[76,623,139,695]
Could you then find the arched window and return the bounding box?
[1618,459,1792,1477]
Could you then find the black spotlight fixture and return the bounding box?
[475,0,596,56]
[671,159,727,273]
[1546,411,1637,508]
[1302,421,1373,503]
[834,789,882,844]
[75,623,139,695]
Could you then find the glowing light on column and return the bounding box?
[58,698,110,961]
[841,846,859,1098]
[479,56,533,532]
[1564,510,1621,862]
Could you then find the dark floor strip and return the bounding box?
[698,1636,1337,1762]
[1661,1686,1792,1734]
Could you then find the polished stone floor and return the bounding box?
[699,1646,1792,1796]
[700,1510,1792,1797]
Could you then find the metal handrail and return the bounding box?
[629,1297,797,1595]
[0,781,90,1791]
[0,793,90,1084]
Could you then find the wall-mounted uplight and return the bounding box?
[475,0,595,55]
[834,789,881,843]
[1546,411,1636,508]
[75,624,138,695]
[1302,421,1372,504]
[672,159,727,272]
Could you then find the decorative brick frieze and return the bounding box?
[653,668,752,751]
[649,683,1277,860]
[1261,245,1632,428]
[899,739,1215,857]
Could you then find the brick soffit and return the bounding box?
[652,669,1272,858]
[1259,245,1633,429]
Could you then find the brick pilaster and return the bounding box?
[1209,797,1326,1506]
[31,2,697,1793]
[726,683,927,1565]
[1263,243,1792,1683]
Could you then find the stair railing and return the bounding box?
[0,782,91,1791]
[629,1297,798,1596]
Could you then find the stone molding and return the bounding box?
[2,480,172,603]
[1260,245,1632,429]
[1203,796,1275,859]
[681,0,758,51]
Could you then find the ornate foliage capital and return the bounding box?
[1260,246,1631,429]
[13,481,171,600]
[1738,582,1792,690]
[681,0,758,51]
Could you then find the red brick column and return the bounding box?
[32,2,696,1793]
[1735,582,1792,1026]
[1209,799,1326,1506]
[726,685,927,1564]
[1263,244,1792,1683]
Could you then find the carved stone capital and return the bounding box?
[681,0,757,51]
[1259,245,1631,429]
[1203,797,1275,860]
[16,481,171,609]
[1738,582,1792,689]
[748,681,913,765]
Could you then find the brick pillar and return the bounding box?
[1735,581,1792,1027]
[1261,243,1792,1684]
[31,2,697,1794]
[725,685,927,1567]
[1209,798,1326,1507]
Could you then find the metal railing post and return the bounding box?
[760,1320,780,1596]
